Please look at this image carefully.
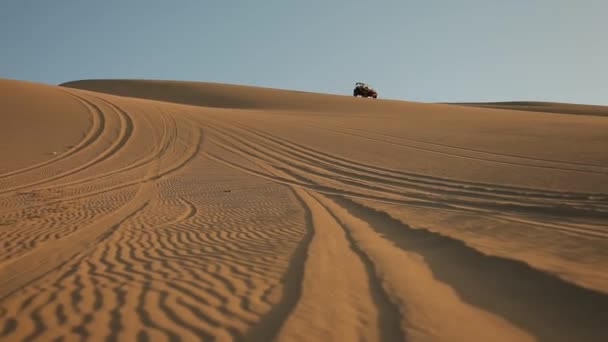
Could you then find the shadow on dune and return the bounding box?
[61,79,267,110]
[61,79,608,118]
[333,196,608,342]
[60,79,401,114]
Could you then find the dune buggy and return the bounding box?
[353,82,377,98]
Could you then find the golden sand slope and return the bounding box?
[1,78,607,341]
[0,80,91,173]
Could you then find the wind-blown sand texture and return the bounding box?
[1,78,607,341]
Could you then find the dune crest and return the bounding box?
[450,101,608,117]
[1,78,607,341]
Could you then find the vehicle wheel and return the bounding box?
[373,95,377,99]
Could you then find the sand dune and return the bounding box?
[450,101,608,117]
[0,79,91,173]
[1,78,607,341]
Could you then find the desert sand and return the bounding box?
[0,78,607,341]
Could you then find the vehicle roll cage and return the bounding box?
[356,82,373,90]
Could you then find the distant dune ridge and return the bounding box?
[1,77,607,341]
[449,101,608,117]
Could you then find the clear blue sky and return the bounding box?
[1,1,607,104]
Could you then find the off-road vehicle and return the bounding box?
[353,82,377,98]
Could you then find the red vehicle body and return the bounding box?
[353,82,377,98]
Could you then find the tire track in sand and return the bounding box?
[0,97,202,263]
[202,120,608,240]
[0,93,201,299]
[206,124,608,219]
[199,129,406,341]
[200,115,607,340]
[0,92,133,196]
[0,177,154,299]
[0,90,105,180]
[305,122,608,172]
[0,109,306,341]
[217,118,608,205]
[0,93,207,340]
[325,196,608,342]
[275,188,404,342]
[207,131,528,341]
[204,128,527,340]
[303,122,608,175]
